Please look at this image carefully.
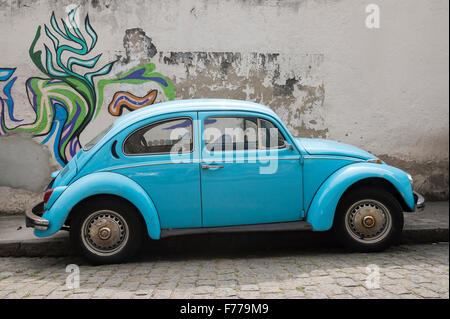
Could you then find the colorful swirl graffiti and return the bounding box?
[0,8,175,166]
[0,68,21,125]
[108,90,158,116]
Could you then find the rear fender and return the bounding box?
[34,172,162,239]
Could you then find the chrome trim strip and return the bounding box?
[105,161,197,171]
[160,220,313,238]
[105,157,302,172]
[303,156,364,162]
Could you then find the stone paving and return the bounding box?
[0,242,448,299]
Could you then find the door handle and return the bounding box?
[201,164,224,170]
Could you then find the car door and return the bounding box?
[114,112,202,229]
[199,111,304,227]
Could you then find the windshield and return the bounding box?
[83,123,114,151]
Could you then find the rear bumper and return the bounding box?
[413,192,425,212]
[25,202,49,230]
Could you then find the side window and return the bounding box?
[203,116,287,152]
[259,119,287,149]
[204,117,258,151]
[123,118,193,155]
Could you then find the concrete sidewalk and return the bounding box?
[0,202,448,257]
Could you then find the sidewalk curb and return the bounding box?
[0,238,73,257]
[401,228,449,244]
[0,228,448,258]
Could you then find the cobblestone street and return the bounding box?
[0,242,448,299]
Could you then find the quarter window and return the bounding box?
[123,118,193,155]
[259,119,287,149]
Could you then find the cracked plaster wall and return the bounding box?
[0,0,448,200]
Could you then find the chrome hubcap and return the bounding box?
[362,215,375,228]
[98,227,111,240]
[81,210,129,256]
[345,200,392,243]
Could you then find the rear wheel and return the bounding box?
[333,187,404,252]
[70,198,144,264]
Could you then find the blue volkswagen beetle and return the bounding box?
[26,99,424,264]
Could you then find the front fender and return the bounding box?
[34,172,162,239]
[306,163,414,231]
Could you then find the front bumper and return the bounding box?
[25,201,49,230]
[413,191,425,212]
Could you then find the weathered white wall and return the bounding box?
[0,0,448,199]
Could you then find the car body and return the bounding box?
[26,99,425,263]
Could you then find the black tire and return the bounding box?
[332,187,404,252]
[70,198,144,265]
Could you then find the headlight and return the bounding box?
[407,173,413,187]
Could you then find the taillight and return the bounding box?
[43,189,54,205]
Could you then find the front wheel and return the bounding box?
[70,198,144,264]
[332,187,404,252]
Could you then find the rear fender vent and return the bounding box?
[111,140,119,159]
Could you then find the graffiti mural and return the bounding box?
[0,68,21,125]
[0,8,175,166]
[98,61,175,117]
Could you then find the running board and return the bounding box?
[160,221,312,239]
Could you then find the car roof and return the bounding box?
[113,99,279,130]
